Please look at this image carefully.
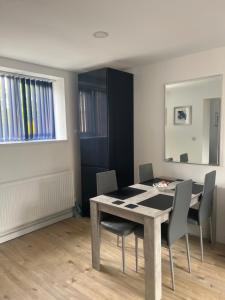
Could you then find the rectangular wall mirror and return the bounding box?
[165,75,223,165]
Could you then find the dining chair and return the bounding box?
[139,163,154,183]
[188,170,216,261]
[180,153,188,163]
[96,170,137,273]
[134,180,192,291]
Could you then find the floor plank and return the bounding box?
[0,218,224,299]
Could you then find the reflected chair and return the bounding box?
[139,163,154,183]
[180,153,188,163]
[166,157,173,162]
[188,171,216,261]
[134,180,192,290]
[96,170,137,273]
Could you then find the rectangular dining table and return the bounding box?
[90,178,203,300]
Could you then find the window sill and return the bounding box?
[0,139,68,145]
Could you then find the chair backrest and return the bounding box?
[168,180,192,246]
[199,171,216,224]
[180,153,188,163]
[139,163,154,183]
[96,170,118,195]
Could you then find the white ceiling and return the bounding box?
[1,0,225,71]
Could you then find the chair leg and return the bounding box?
[209,217,213,244]
[199,225,204,262]
[122,236,125,273]
[169,246,175,291]
[117,235,120,247]
[185,234,191,273]
[135,235,138,272]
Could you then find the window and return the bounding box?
[0,74,55,142]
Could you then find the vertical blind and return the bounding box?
[79,88,107,137]
[0,75,55,142]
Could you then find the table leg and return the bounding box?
[90,201,101,271]
[144,216,162,300]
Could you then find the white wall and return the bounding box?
[0,57,80,202]
[130,47,225,244]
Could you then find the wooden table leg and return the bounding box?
[90,201,101,271]
[144,216,162,300]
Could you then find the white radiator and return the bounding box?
[0,171,74,242]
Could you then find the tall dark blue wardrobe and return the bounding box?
[78,68,134,216]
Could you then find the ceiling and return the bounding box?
[1,0,225,71]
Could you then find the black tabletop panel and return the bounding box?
[192,183,203,195]
[138,194,174,210]
[105,187,146,200]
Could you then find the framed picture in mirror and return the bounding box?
[174,105,192,125]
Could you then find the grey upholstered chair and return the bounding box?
[96,170,137,273]
[188,170,216,261]
[139,163,154,183]
[180,153,188,163]
[134,180,192,290]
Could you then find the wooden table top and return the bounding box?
[90,180,203,220]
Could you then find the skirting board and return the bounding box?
[0,208,74,244]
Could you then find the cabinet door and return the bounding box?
[79,69,109,168]
[80,137,109,168]
[107,69,134,188]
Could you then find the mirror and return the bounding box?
[165,75,222,165]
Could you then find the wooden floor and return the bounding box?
[0,218,225,300]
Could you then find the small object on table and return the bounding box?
[125,204,138,209]
[153,180,175,192]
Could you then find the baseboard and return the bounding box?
[0,208,74,244]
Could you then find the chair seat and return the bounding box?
[134,223,168,244]
[188,208,199,225]
[101,216,136,236]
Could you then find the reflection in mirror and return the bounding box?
[165,75,222,165]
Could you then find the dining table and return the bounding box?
[90,177,203,300]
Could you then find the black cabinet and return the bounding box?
[79,68,134,216]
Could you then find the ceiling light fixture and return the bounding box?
[93,31,109,38]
